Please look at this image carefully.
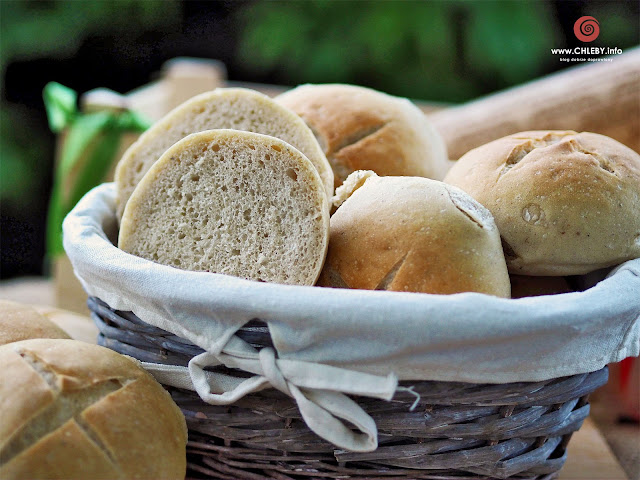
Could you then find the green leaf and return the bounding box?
[67,128,122,213]
[43,82,78,133]
[56,112,113,181]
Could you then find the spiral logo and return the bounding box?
[574,16,599,42]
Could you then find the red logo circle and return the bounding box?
[574,16,600,42]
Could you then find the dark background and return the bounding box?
[1,0,638,279]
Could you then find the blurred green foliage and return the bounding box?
[0,0,180,210]
[237,0,638,102]
[0,0,181,78]
[0,105,48,209]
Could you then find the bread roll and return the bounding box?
[32,305,98,344]
[0,339,187,480]
[115,87,333,219]
[318,172,510,297]
[276,84,450,188]
[119,129,329,286]
[444,131,640,275]
[0,300,70,346]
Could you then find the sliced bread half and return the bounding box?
[118,129,329,286]
[115,88,333,219]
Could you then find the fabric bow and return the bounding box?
[43,82,151,257]
[141,334,398,452]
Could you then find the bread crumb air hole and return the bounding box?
[286,168,298,181]
[271,145,282,152]
[212,144,220,152]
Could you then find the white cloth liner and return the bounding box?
[63,183,640,452]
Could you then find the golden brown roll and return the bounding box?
[317,172,510,297]
[276,84,450,189]
[0,339,187,480]
[0,300,70,347]
[444,131,640,275]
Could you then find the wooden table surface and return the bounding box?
[1,277,636,480]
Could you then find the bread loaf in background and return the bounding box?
[429,48,640,160]
[119,129,329,286]
[444,130,640,275]
[0,339,187,480]
[115,87,333,220]
[0,300,70,347]
[318,172,511,297]
[276,84,450,189]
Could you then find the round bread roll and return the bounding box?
[119,129,329,286]
[444,131,640,275]
[33,305,99,344]
[115,87,333,219]
[0,339,187,480]
[317,172,511,297]
[276,84,450,189]
[0,300,70,346]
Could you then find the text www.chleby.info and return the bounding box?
[550,46,623,63]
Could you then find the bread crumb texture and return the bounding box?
[444,131,640,275]
[119,130,329,286]
[115,88,332,219]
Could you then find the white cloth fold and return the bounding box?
[141,337,397,451]
[64,183,640,452]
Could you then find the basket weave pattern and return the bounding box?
[89,297,607,480]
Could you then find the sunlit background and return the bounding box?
[1,0,639,279]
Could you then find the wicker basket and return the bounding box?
[89,296,608,480]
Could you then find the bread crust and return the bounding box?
[277,84,450,188]
[0,300,70,347]
[0,339,187,480]
[115,88,333,219]
[318,173,510,297]
[444,131,640,275]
